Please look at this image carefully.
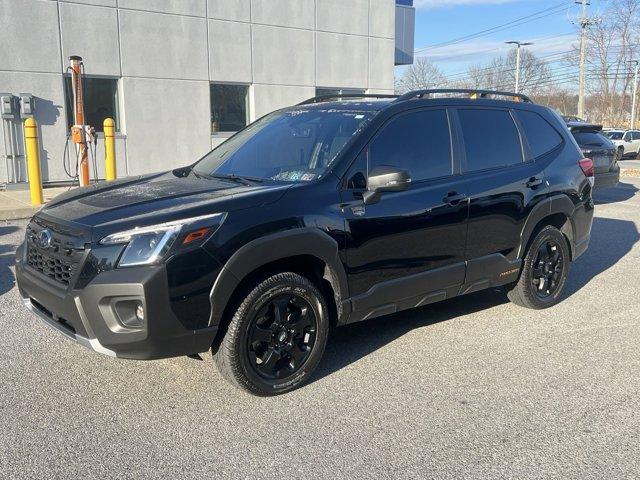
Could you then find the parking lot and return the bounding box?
[1,178,639,479]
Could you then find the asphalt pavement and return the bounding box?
[1,178,640,479]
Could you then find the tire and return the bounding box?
[507,225,570,309]
[214,272,329,396]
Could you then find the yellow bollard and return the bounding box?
[104,118,116,181]
[24,118,44,206]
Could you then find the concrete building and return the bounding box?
[0,0,414,185]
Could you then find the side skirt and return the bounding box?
[342,253,522,325]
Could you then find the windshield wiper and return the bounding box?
[206,173,263,185]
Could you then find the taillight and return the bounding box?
[578,158,594,178]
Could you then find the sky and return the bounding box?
[400,0,607,80]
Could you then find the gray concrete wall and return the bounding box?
[0,0,398,184]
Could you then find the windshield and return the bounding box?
[193,109,374,182]
[605,131,623,140]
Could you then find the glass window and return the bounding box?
[193,109,373,182]
[632,131,640,140]
[210,84,248,133]
[606,131,623,140]
[572,131,608,147]
[515,110,562,159]
[315,88,366,100]
[64,77,119,133]
[623,132,631,141]
[368,109,452,181]
[458,108,523,172]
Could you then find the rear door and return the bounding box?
[451,107,555,291]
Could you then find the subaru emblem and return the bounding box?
[37,229,53,249]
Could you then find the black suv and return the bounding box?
[16,89,594,395]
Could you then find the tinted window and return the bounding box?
[632,131,640,140]
[64,77,119,132]
[516,110,562,159]
[210,83,249,133]
[572,131,608,147]
[623,132,632,141]
[369,109,452,181]
[458,108,523,172]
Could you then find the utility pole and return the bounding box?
[505,41,533,93]
[630,60,639,129]
[577,0,595,119]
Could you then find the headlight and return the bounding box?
[100,213,226,267]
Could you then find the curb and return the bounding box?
[0,207,38,222]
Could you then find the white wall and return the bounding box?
[0,0,397,183]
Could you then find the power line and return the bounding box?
[414,1,573,53]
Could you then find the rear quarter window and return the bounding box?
[515,110,563,159]
[458,108,523,173]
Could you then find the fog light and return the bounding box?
[135,303,145,322]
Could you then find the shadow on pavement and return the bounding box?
[593,180,638,205]
[315,214,639,383]
[0,225,20,296]
[565,216,639,297]
[314,289,508,383]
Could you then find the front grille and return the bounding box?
[27,245,75,285]
[24,219,87,287]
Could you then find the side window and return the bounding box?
[346,151,367,189]
[515,110,563,159]
[368,109,452,182]
[632,131,640,140]
[458,108,523,172]
[623,132,631,141]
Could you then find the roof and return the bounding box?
[286,99,394,112]
[566,120,603,131]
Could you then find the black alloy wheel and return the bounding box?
[530,240,565,298]
[247,294,317,379]
[507,225,570,309]
[214,271,329,395]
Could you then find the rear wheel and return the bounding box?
[507,225,570,309]
[214,272,329,395]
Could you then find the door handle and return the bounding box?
[525,176,543,189]
[443,192,467,206]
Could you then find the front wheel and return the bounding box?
[507,225,570,309]
[214,272,329,396]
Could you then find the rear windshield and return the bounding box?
[193,109,373,182]
[605,131,623,140]
[572,131,612,147]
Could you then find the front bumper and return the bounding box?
[16,243,218,360]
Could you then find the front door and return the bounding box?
[341,108,468,320]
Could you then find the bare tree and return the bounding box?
[395,57,448,93]
[564,0,640,125]
[457,49,553,96]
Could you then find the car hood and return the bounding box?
[38,170,291,241]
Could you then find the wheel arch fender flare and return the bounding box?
[207,228,349,328]
[517,195,575,259]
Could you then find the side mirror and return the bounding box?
[363,165,411,204]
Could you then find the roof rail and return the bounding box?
[395,89,533,104]
[297,93,398,105]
